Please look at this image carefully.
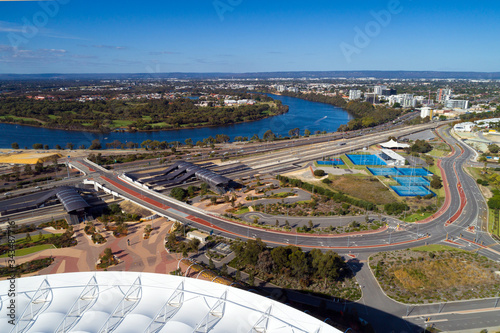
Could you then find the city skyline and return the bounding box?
[0,0,499,74]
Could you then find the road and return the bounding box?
[69,123,500,332]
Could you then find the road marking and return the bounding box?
[404,307,500,319]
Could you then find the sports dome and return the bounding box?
[0,271,341,332]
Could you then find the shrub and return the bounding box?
[313,169,325,177]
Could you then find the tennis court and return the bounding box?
[367,167,400,176]
[393,176,430,186]
[391,185,434,197]
[317,158,345,166]
[396,167,432,176]
[346,154,387,166]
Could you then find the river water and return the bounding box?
[0,94,352,149]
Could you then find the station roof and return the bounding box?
[55,187,90,213]
[0,272,341,333]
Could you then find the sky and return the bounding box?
[0,0,499,74]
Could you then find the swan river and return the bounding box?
[0,94,353,149]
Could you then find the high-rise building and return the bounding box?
[373,85,387,95]
[349,89,362,100]
[445,99,469,109]
[276,85,286,92]
[381,88,396,96]
[365,93,379,104]
[437,88,452,103]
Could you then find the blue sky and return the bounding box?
[0,0,498,74]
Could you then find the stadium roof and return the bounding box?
[0,272,340,333]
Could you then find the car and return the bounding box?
[35,186,41,189]
[3,192,11,196]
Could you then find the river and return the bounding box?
[0,94,352,149]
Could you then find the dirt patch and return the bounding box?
[119,200,152,217]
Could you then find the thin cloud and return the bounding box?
[92,45,127,50]
[149,51,179,55]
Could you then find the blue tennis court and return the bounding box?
[396,167,432,176]
[367,167,400,176]
[393,176,430,186]
[346,154,387,166]
[391,186,434,197]
[317,158,344,166]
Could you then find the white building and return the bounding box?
[420,107,433,119]
[389,94,416,108]
[453,122,475,132]
[349,89,362,100]
[378,149,407,166]
[373,85,387,95]
[276,85,286,92]
[187,230,209,243]
[445,99,469,109]
[287,87,299,93]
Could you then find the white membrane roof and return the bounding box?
[0,271,341,333]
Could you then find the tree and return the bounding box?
[66,142,74,150]
[220,263,228,275]
[256,250,274,274]
[89,139,102,150]
[170,187,187,201]
[263,129,276,141]
[44,144,49,150]
[410,139,432,153]
[304,129,311,137]
[55,144,62,150]
[33,143,43,149]
[288,128,300,138]
[430,175,443,189]
[235,269,241,280]
[248,272,255,286]
[24,164,33,175]
[208,258,215,270]
[289,248,308,278]
[11,142,19,149]
[184,138,193,147]
[35,160,44,174]
[489,144,500,154]
[313,169,325,177]
[308,220,314,230]
[25,233,32,242]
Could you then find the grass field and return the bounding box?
[412,244,465,252]
[402,212,434,222]
[0,115,45,124]
[326,173,396,205]
[0,234,61,258]
[488,208,500,238]
[111,119,134,127]
[0,244,55,258]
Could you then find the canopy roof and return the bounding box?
[380,139,410,149]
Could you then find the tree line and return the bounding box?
[0,95,288,132]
